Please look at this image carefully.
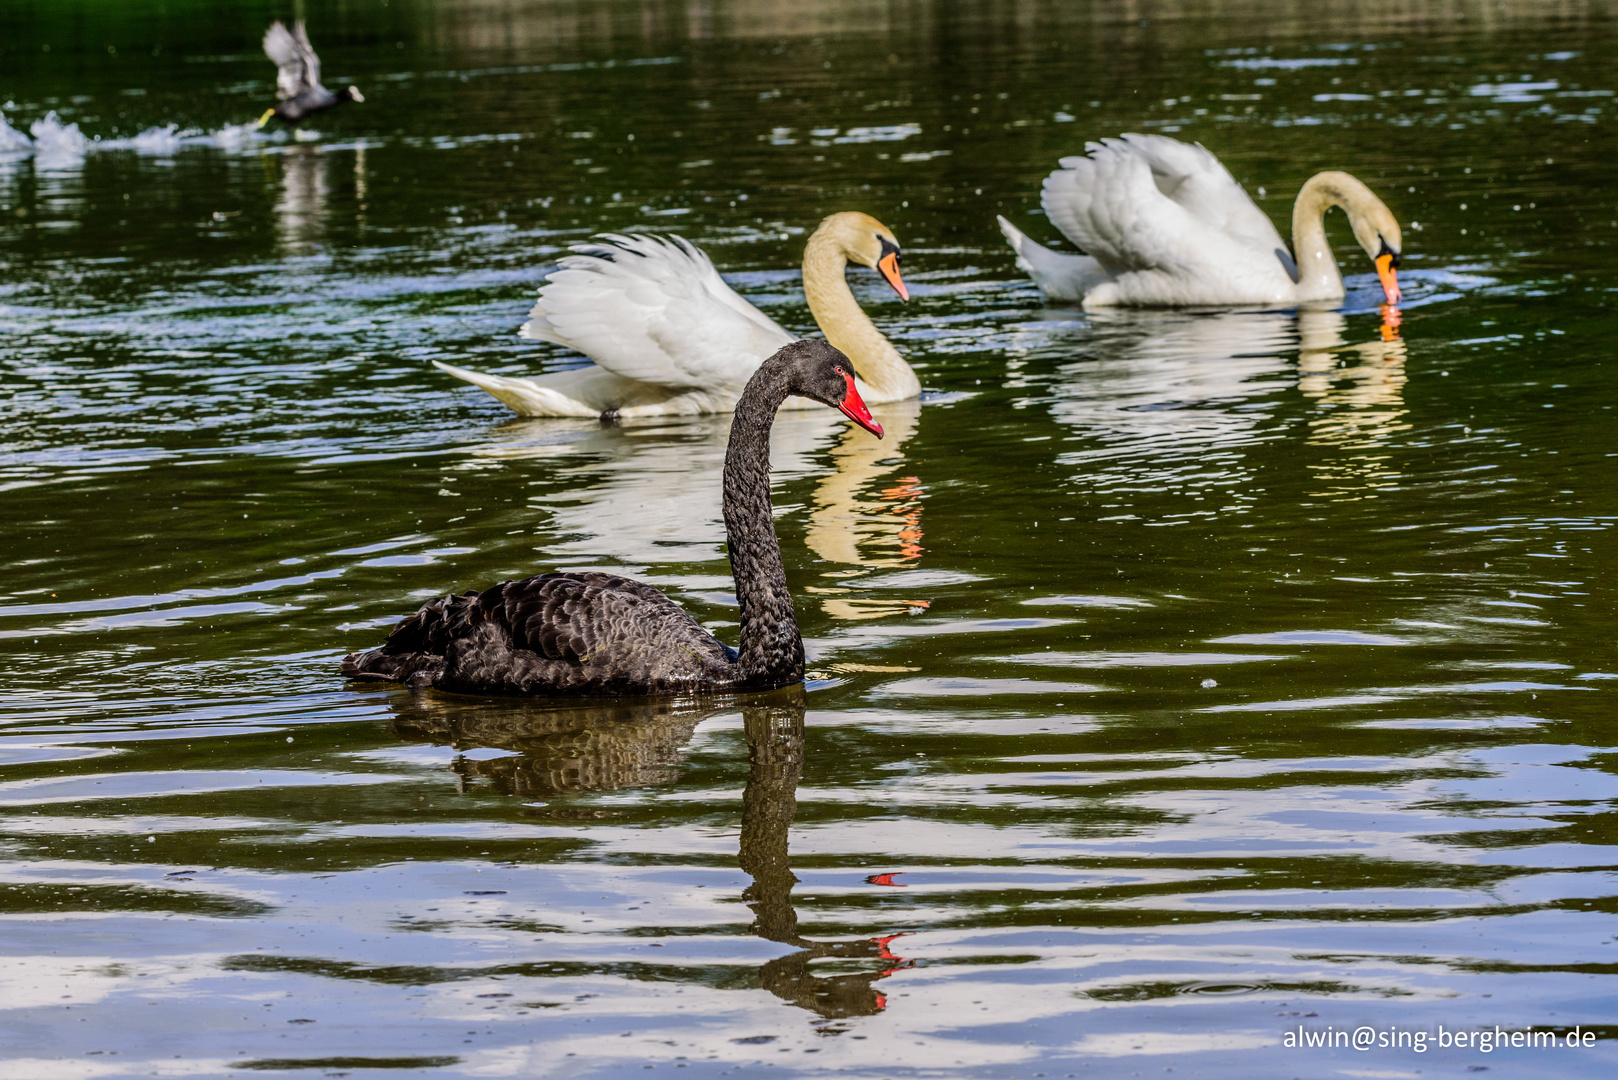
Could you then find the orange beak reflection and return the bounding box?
[1379,302,1403,342]
[877,251,909,301]
[1375,252,1401,305]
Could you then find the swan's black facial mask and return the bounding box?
[876,237,909,301]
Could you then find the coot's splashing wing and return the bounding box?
[264,20,321,100]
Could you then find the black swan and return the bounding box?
[341,339,884,696]
[258,21,363,128]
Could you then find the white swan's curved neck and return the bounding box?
[1290,174,1349,300]
[802,232,918,402]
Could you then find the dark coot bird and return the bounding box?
[257,20,363,127]
[341,340,884,696]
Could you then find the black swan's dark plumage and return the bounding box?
[342,339,884,696]
[259,21,363,127]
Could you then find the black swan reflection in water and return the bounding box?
[343,341,883,696]
[388,687,909,1017]
[390,693,717,797]
[738,694,912,1017]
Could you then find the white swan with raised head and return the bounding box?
[435,211,919,418]
[997,133,1403,309]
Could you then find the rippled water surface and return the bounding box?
[4,1,1618,1077]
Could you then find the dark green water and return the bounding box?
[3,1,1617,1076]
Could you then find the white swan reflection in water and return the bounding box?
[1027,304,1409,509]
[388,688,911,1018]
[1298,307,1411,500]
[462,397,931,620]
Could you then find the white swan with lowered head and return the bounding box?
[998,133,1403,309]
[435,211,919,419]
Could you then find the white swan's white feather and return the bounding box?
[518,233,792,392]
[431,360,742,419]
[995,215,1104,302]
[1015,133,1304,307]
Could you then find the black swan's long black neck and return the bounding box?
[723,369,804,688]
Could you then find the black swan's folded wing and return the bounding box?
[342,572,735,695]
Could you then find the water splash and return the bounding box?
[0,113,281,162]
[128,124,187,155]
[211,121,277,149]
[29,111,88,164]
[0,112,34,153]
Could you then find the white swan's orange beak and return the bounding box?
[1375,252,1401,304]
[838,372,883,438]
[877,252,908,301]
[876,236,909,301]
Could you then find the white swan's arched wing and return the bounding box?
[1041,134,1286,275]
[1113,134,1284,253]
[521,234,794,391]
[1041,142,1195,274]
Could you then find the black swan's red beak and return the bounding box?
[838,372,883,438]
